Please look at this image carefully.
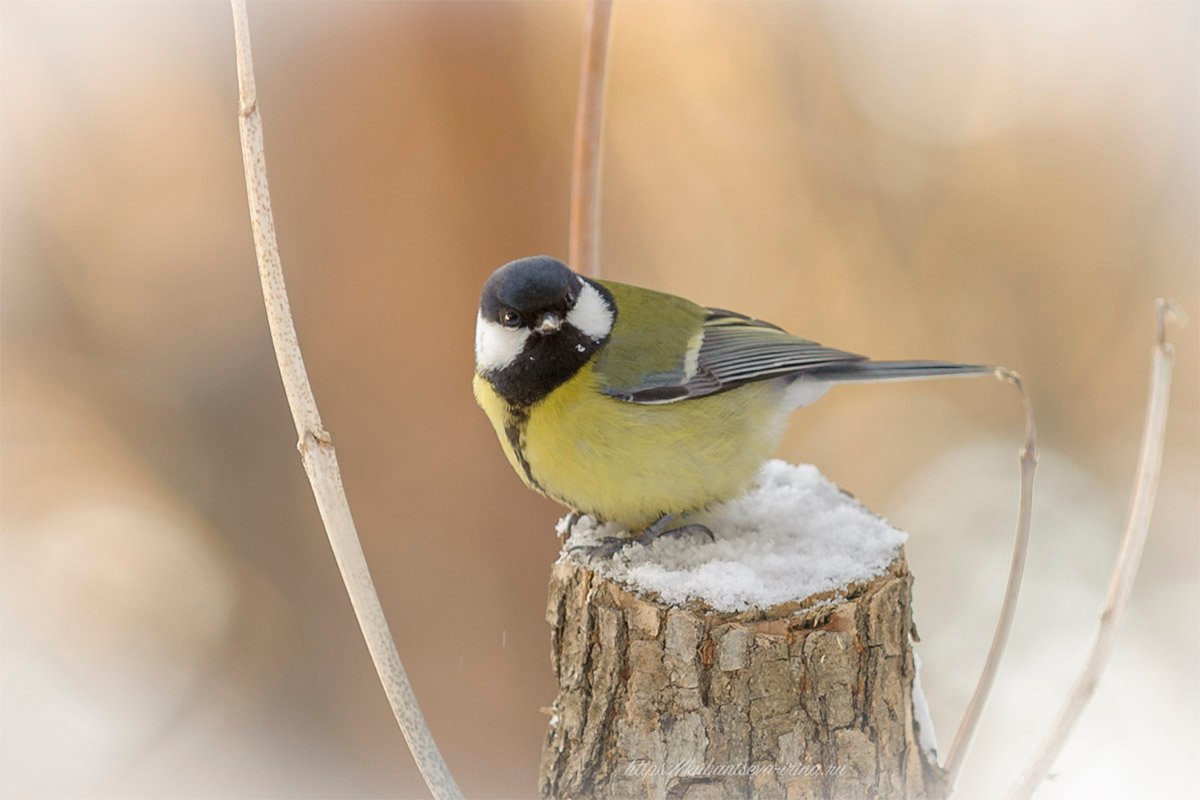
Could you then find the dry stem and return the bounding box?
[228,3,461,798]
[568,0,614,278]
[1004,299,1185,800]
[944,369,1038,788]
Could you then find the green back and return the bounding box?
[592,279,706,395]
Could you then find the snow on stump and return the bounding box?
[539,461,945,800]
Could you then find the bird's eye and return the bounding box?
[501,310,521,328]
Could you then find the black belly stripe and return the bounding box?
[504,408,545,493]
[506,408,588,513]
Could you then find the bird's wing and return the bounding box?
[597,300,867,404]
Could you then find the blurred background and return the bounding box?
[1,1,1196,798]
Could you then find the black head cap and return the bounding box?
[480,256,580,326]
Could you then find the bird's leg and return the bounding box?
[557,511,582,546]
[638,513,675,540]
[568,513,715,561]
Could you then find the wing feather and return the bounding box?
[605,308,865,404]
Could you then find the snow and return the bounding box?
[561,460,908,612]
[911,649,940,760]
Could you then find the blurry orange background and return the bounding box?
[2,2,1196,799]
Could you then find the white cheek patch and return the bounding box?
[567,281,614,341]
[475,313,531,372]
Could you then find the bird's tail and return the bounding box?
[805,359,994,383]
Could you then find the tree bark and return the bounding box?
[539,549,946,800]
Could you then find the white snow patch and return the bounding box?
[561,460,908,612]
[911,649,939,760]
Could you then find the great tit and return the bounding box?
[473,255,990,538]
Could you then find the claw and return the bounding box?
[645,523,714,545]
[635,514,714,547]
[568,536,629,560]
[567,515,716,561]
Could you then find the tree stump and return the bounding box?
[537,463,946,800]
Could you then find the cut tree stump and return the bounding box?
[538,548,946,800]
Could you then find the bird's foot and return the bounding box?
[635,513,715,547]
[567,514,715,561]
[568,535,630,561]
[639,523,715,546]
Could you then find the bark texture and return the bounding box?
[539,550,945,800]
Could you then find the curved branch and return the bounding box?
[568,0,614,278]
[228,3,462,798]
[1004,299,1185,800]
[944,369,1039,788]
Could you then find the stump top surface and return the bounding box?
[561,460,908,612]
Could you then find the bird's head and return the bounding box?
[475,256,614,374]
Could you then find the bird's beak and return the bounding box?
[535,312,563,334]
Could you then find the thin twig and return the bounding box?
[568,0,614,278]
[228,3,462,798]
[1004,300,1185,800]
[944,369,1039,788]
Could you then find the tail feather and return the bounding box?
[805,359,994,383]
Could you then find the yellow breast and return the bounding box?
[474,364,790,529]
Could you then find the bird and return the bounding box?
[472,255,991,549]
